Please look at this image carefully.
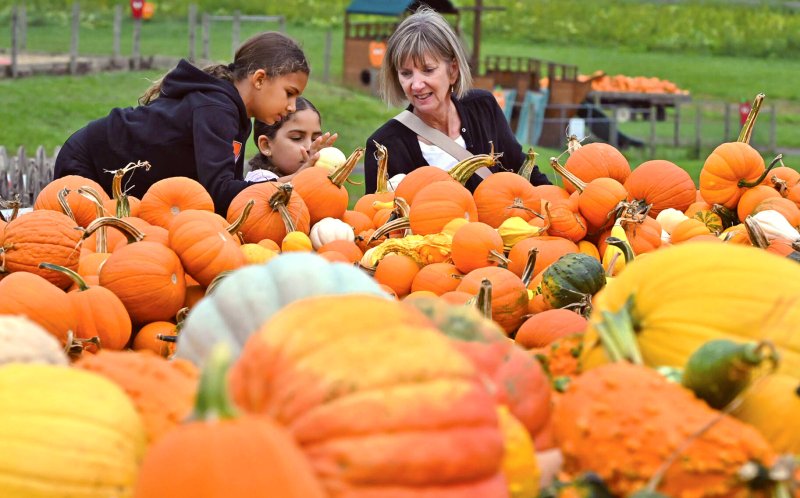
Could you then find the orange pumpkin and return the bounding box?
[226,182,310,244]
[670,218,712,244]
[457,267,529,335]
[0,271,78,343]
[752,196,800,227]
[229,295,507,496]
[562,142,631,194]
[699,142,769,209]
[515,308,588,349]
[75,349,198,443]
[133,321,178,358]
[409,181,478,235]
[507,236,579,279]
[341,209,374,234]
[373,253,420,298]
[411,262,462,295]
[292,148,363,224]
[545,200,588,242]
[440,290,474,305]
[597,215,662,255]
[394,165,455,204]
[473,172,539,227]
[138,176,214,228]
[33,175,111,228]
[99,241,186,324]
[316,239,363,264]
[624,160,696,217]
[1,209,82,289]
[736,184,782,222]
[451,222,508,273]
[169,210,245,287]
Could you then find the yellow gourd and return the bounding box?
[583,242,800,376]
[281,231,312,252]
[497,216,547,250]
[497,405,541,498]
[0,364,146,497]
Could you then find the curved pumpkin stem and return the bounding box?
[550,156,586,192]
[739,153,782,188]
[268,184,297,234]
[106,160,151,218]
[373,140,391,194]
[487,249,510,267]
[56,187,77,223]
[206,270,233,295]
[329,148,364,189]
[0,195,21,223]
[605,236,635,264]
[711,203,740,228]
[593,296,644,365]
[77,186,110,253]
[737,93,765,144]
[449,149,501,184]
[474,278,493,320]
[82,216,145,245]
[520,247,538,287]
[39,262,90,291]
[566,134,583,154]
[226,199,254,237]
[743,216,770,249]
[369,216,410,243]
[192,343,238,421]
[63,330,102,359]
[518,148,539,182]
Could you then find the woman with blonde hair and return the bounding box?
[364,7,550,193]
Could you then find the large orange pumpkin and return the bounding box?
[229,295,507,496]
[409,181,479,235]
[457,267,529,335]
[411,262,463,295]
[138,176,214,228]
[699,143,769,210]
[0,271,78,344]
[507,236,579,280]
[561,142,631,194]
[394,165,455,204]
[292,148,363,224]
[34,175,110,228]
[473,172,539,227]
[624,160,696,217]
[226,182,310,244]
[451,221,508,273]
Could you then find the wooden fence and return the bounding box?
[0,146,58,207]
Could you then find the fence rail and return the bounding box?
[0,146,58,207]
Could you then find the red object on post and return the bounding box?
[739,100,752,126]
[130,0,144,19]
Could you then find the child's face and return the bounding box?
[250,71,309,125]
[258,109,322,175]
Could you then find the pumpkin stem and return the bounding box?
[370,216,410,242]
[82,216,145,245]
[449,150,501,185]
[474,278,493,320]
[739,154,782,188]
[594,296,644,364]
[56,187,77,223]
[487,249,510,267]
[192,343,238,421]
[566,134,583,154]
[329,148,364,188]
[76,186,110,253]
[744,216,770,249]
[711,203,740,228]
[63,330,101,359]
[226,199,254,236]
[506,197,541,217]
[373,140,391,194]
[549,156,586,192]
[0,195,21,222]
[268,183,297,234]
[156,334,179,343]
[737,93,765,144]
[518,148,539,182]
[105,160,151,218]
[38,262,89,291]
[520,247,539,287]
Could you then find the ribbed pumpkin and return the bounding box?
[699,143,768,210]
[0,271,78,344]
[507,236,579,280]
[733,373,800,454]
[545,200,588,242]
[1,209,81,289]
[409,181,479,235]
[34,175,110,228]
[582,242,800,375]
[292,148,363,224]
[515,308,588,349]
[226,182,310,244]
[669,217,712,244]
[456,267,529,334]
[40,263,132,350]
[229,294,508,496]
[554,362,775,498]
[0,315,69,366]
[410,262,463,295]
[561,142,631,194]
[752,196,800,227]
[393,165,455,204]
[168,209,245,287]
[138,176,214,228]
[175,252,388,368]
[736,185,782,222]
[75,349,199,444]
[134,346,327,498]
[597,215,662,256]
[473,171,540,227]
[624,160,696,217]
[99,241,187,324]
[0,364,146,497]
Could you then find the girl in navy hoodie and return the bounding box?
[54,31,309,215]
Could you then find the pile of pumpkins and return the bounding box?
[0,94,798,497]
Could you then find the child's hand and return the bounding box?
[309,132,339,156]
[278,148,319,183]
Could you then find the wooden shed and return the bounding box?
[343,0,460,96]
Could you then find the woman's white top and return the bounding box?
[418,135,466,172]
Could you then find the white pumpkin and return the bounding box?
[309,217,355,250]
[315,147,347,173]
[387,173,406,192]
[750,210,800,242]
[655,208,689,234]
[175,252,389,368]
[0,315,68,366]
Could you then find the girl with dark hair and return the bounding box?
[54,31,310,215]
[245,97,338,183]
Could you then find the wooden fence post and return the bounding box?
[770,104,777,154]
[723,103,731,142]
[202,13,210,61]
[113,4,122,59]
[20,3,27,51]
[694,105,703,157]
[70,2,80,75]
[15,146,26,200]
[132,17,142,70]
[279,16,286,33]
[188,4,197,62]
[0,146,8,200]
[609,107,619,149]
[323,29,332,84]
[673,102,681,147]
[649,105,657,158]
[11,5,19,79]
[232,10,241,59]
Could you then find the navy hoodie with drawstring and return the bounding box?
[54,59,253,215]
